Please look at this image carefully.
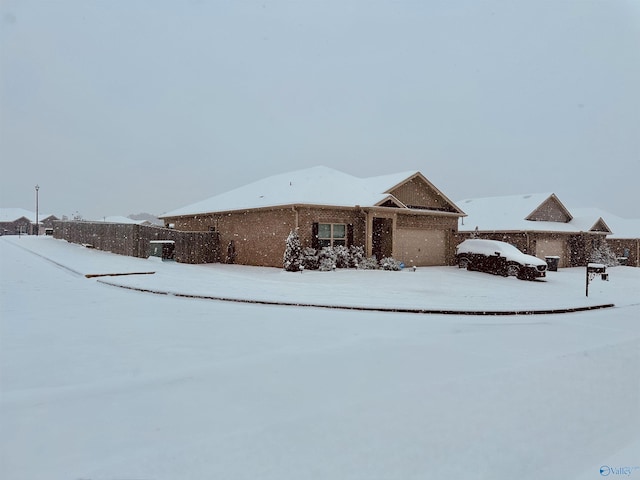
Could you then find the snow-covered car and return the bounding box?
[455,239,547,280]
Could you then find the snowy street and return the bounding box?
[1,237,639,480]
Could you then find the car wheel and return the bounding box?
[458,257,470,269]
[507,263,520,277]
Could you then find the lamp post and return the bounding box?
[35,184,39,236]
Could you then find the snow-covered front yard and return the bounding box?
[1,236,639,480]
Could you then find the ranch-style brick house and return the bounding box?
[456,193,615,268]
[161,166,466,268]
[0,208,58,235]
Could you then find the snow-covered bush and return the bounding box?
[301,247,319,270]
[333,245,351,269]
[380,257,402,271]
[349,245,365,268]
[358,256,380,270]
[318,247,337,271]
[283,230,302,272]
[590,241,619,267]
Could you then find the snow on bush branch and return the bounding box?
[590,241,619,267]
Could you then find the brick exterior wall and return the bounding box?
[166,207,367,267]
[296,207,367,249]
[167,209,296,267]
[164,206,460,268]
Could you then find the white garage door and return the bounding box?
[395,229,447,266]
[536,239,565,267]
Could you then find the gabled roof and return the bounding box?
[0,208,56,223]
[525,194,573,222]
[457,193,611,234]
[570,208,640,239]
[161,166,463,218]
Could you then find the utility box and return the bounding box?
[148,240,175,260]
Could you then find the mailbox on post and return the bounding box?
[586,263,608,297]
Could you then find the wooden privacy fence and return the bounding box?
[53,221,220,264]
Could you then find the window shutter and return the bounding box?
[347,224,354,247]
[312,223,319,249]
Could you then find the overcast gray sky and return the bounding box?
[1,0,639,220]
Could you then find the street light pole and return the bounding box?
[35,184,39,236]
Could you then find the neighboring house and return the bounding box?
[571,208,640,267]
[97,216,155,226]
[456,193,612,268]
[0,208,58,235]
[161,166,466,268]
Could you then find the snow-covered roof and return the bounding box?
[457,193,611,234]
[570,208,640,239]
[0,208,55,223]
[94,216,150,225]
[161,166,445,218]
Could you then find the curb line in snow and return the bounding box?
[85,272,156,278]
[96,279,616,316]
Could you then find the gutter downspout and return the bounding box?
[291,206,299,230]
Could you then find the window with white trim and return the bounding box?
[318,223,346,248]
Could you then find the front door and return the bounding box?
[372,218,393,260]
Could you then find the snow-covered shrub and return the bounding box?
[380,257,402,271]
[301,247,319,270]
[358,256,380,270]
[590,241,619,267]
[349,245,365,268]
[318,247,337,271]
[333,245,351,269]
[283,230,302,272]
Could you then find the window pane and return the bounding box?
[318,224,331,238]
[334,239,346,246]
[318,239,331,248]
[333,224,346,238]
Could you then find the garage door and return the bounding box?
[395,229,447,266]
[535,238,565,267]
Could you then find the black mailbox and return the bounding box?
[587,264,606,274]
[586,264,609,296]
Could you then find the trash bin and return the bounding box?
[545,256,560,272]
[149,240,175,260]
